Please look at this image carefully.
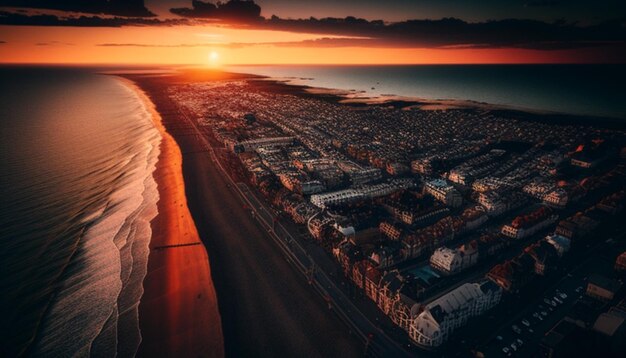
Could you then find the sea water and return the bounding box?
[229,64,626,119]
[0,67,161,357]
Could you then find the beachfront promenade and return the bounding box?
[201,128,409,357]
[177,106,411,357]
[139,78,364,356]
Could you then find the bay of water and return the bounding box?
[229,64,626,119]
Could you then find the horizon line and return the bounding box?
[1,62,624,67]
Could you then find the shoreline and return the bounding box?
[118,78,224,357]
[109,66,624,127]
[244,77,626,128]
[183,66,622,128]
[122,71,364,357]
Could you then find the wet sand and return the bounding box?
[120,79,224,358]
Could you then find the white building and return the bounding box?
[424,179,463,208]
[409,281,502,347]
[430,243,479,275]
[231,136,295,153]
[310,188,363,208]
[310,179,414,208]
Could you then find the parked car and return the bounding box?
[522,319,531,327]
[496,335,503,341]
[541,311,548,316]
[511,342,518,351]
[576,286,583,293]
[553,296,563,304]
[512,325,522,334]
[516,338,524,346]
[502,346,511,356]
[559,292,568,299]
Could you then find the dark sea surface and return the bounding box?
[0,67,161,357]
[229,64,626,119]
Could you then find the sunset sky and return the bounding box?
[1,0,624,65]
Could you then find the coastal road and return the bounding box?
[188,122,412,356]
[233,183,412,357]
[144,84,364,357]
[173,102,411,356]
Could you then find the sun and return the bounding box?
[208,51,220,66]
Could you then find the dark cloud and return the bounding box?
[254,16,626,50]
[97,39,359,49]
[171,0,261,21]
[167,1,626,51]
[0,10,188,27]
[97,37,626,52]
[525,1,560,7]
[0,0,155,17]
[2,0,624,52]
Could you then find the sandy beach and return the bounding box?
[120,79,224,358]
[123,72,363,357]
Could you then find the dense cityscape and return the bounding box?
[160,78,626,356]
[3,0,626,357]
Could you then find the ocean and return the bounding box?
[228,64,626,119]
[0,67,161,357]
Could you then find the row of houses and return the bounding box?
[447,149,507,186]
[380,190,437,225]
[310,179,414,208]
[501,206,558,239]
[278,172,326,195]
[472,176,517,193]
[486,236,565,293]
[556,189,624,240]
[410,141,486,176]
[344,204,491,272]
[522,179,571,208]
[476,189,529,217]
[345,256,503,348]
[228,136,295,153]
[429,232,512,276]
[488,188,624,293]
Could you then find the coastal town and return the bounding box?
[163,76,625,357]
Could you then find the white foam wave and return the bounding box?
[29,81,162,358]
